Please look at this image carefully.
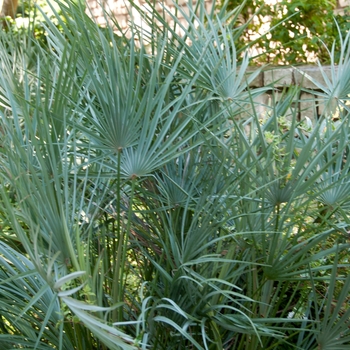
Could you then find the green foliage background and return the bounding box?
[227,0,350,64]
[7,0,350,65]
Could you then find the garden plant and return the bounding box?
[0,0,349,349]
[227,0,350,64]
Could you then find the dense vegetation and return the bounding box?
[0,0,350,349]
[227,0,350,64]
